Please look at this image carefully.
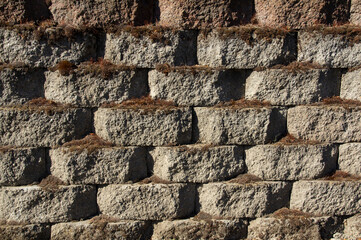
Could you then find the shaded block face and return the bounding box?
[341,69,361,101]
[338,143,361,175]
[0,224,51,240]
[97,184,195,220]
[0,0,50,24]
[157,0,253,28]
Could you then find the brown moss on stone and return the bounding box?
[38,175,65,192]
[274,134,320,145]
[78,59,136,79]
[272,208,316,219]
[312,96,361,109]
[0,146,16,154]
[138,175,173,184]
[155,63,224,76]
[214,98,271,109]
[4,98,74,115]
[305,25,361,45]
[256,61,325,73]
[50,60,76,76]
[228,174,262,184]
[0,62,29,72]
[61,134,114,154]
[322,170,361,181]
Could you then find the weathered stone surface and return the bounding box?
[0,0,50,23]
[0,224,50,240]
[255,0,349,29]
[245,144,337,180]
[51,220,150,240]
[0,107,91,147]
[339,143,361,175]
[94,107,192,146]
[198,182,291,218]
[45,69,148,107]
[0,68,45,106]
[288,106,361,143]
[341,69,361,101]
[104,29,197,68]
[245,69,340,105]
[344,214,361,239]
[152,219,247,240]
[298,31,361,68]
[50,0,154,27]
[151,145,245,183]
[194,107,286,145]
[98,184,195,220]
[0,185,97,223]
[0,28,96,68]
[157,0,253,28]
[197,29,296,68]
[50,147,147,184]
[149,69,246,106]
[0,148,46,186]
[350,0,361,25]
[290,181,361,215]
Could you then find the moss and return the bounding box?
[272,208,316,219]
[214,98,271,109]
[255,61,325,73]
[176,144,215,154]
[4,98,74,115]
[38,175,65,192]
[78,59,136,79]
[274,134,320,145]
[305,25,361,46]
[312,97,361,109]
[138,175,173,184]
[49,60,76,76]
[228,174,262,184]
[0,146,16,154]
[61,134,114,154]
[321,170,361,181]
[0,62,29,72]
[155,63,224,76]
[348,64,361,72]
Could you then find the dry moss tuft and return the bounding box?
[50,60,76,76]
[214,98,271,109]
[272,208,315,219]
[38,175,65,192]
[305,25,361,46]
[193,212,227,221]
[6,98,73,115]
[322,170,361,181]
[348,65,361,72]
[274,134,320,145]
[0,62,29,71]
[312,96,361,109]
[256,62,325,73]
[62,134,114,154]
[155,63,224,76]
[0,146,16,154]
[138,175,173,184]
[228,174,262,184]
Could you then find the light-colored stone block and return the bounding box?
[341,69,361,101]
[339,143,361,175]
[350,0,361,25]
[344,214,361,240]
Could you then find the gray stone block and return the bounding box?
[245,69,340,105]
[341,69,361,101]
[94,107,192,146]
[0,185,97,223]
[198,182,291,218]
[0,224,50,240]
[288,106,361,143]
[344,214,361,240]
[98,184,195,220]
[197,29,296,68]
[151,145,245,183]
[298,31,361,68]
[0,147,46,186]
[290,181,361,215]
[0,68,45,106]
[339,143,361,175]
[104,29,197,68]
[50,147,147,184]
[0,107,91,147]
[0,27,96,67]
[350,0,361,25]
[245,144,337,180]
[194,107,286,145]
[149,69,246,106]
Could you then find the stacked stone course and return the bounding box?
[0,0,360,239]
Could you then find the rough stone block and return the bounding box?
[344,214,361,240]
[194,107,286,145]
[50,0,154,27]
[98,184,195,220]
[198,182,291,218]
[94,107,192,146]
[157,0,253,28]
[0,0,51,23]
[45,69,148,107]
[339,143,361,175]
[151,145,245,183]
[149,69,246,106]
[341,69,361,101]
[288,106,361,143]
[197,28,296,68]
[0,27,96,68]
[245,68,340,105]
[50,147,147,184]
[245,144,337,180]
[350,0,361,25]
[255,0,349,29]
[0,147,46,186]
[51,220,150,240]
[0,185,97,223]
[104,29,197,68]
[152,219,247,240]
[298,30,361,68]
[0,68,45,106]
[290,181,361,215]
[0,107,91,147]
[0,224,50,240]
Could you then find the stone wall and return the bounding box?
[0,1,360,239]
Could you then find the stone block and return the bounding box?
[0,224,50,240]
[339,143,361,175]
[350,0,361,25]
[149,68,246,106]
[0,0,50,23]
[194,107,286,145]
[0,147,46,186]
[245,68,340,105]
[198,182,291,218]
[341,69,361,101]
[104,28,197,68]
[50,147,147,184]
[151,145,245,183]
[94,107,192,146]
[98,184,195,220]
[0,185,97,223]
[344,214,361,240]
[0,106,91,147]
[288,106,361,143]
[290,181,361,215]
[245,144,337,180]
[197,28,296,68]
